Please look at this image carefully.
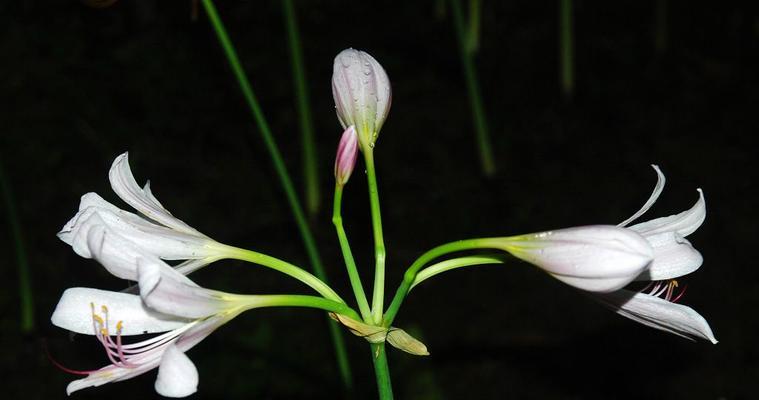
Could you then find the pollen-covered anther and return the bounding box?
[89,302,135,369]
[642,279,687,303]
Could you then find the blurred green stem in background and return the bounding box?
[200,0,352,391]
[449,0,496,177]
[559,0,574,98]
[0,158,34,333]
[655,0,668,53]
[466,0,481,53]
[282,0,320,217]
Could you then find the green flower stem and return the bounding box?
[200,0,351,388]
[410,253,508,290]
[371,342,394,400]
[282,0,320,216]
[332,184,372,320]
[245,294,361,321]
[222,246,343,303]
[0,160,33,333]
[364,150,387,324]
[383,238,500,327]
[559,0,574,98]
[449,0,495,177]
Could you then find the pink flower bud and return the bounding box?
[334,126,359,186]
[332,48,392,151]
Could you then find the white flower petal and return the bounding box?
[51,287,189,336]
[138,259,233,319]
[619,165,666,227]
[86,221,141,280]
[332,49,391,147]
[66,358,160,395]
[636,232,703,281]
[63,203,216,262]
[94,209,213,260]
[58,193,120,245]
[154,344,199,398]
[595,289,717,343]
[501,225,654,292]
[78,192,122,212]
[108,153,204,236]
[629,189,706,237]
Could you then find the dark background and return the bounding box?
[2,1,757,398]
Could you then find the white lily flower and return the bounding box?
[594,165,716,343]
[51,287,237,397]
[51,257,268,397]
[493,166,715,342]
[58,153,232,275]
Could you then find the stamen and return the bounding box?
[639,281,654,293]
[664,280,678,301]
[651,281,669,297]
[671,283,688,303]
[90,302,135,368]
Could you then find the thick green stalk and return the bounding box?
[371,343,394,400]
[0,160,33,333]
[383,238,498,327]
[282,0,320,216]
[364,150,387,324]
[559,0,574,98]
[332,185,372,320]
[200,0,351,389]
[449,0,495,177]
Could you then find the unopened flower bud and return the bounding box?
[334,126,359,186]
[497,225,655,292]
[332,48,392,151]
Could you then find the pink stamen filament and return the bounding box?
[641,280,688,303]
[671,283,688,303]
[651,282,668,297]
[89,304,188,369]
